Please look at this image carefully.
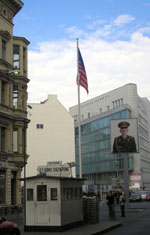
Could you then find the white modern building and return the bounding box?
[27,94,75,177]
[69,83,150,191]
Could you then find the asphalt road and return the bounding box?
[101,201,150,235]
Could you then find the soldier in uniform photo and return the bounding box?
[113,121,137,153]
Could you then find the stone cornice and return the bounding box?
[0,30,12,40]
[13,36,30,45]
[0,59,13,69]
[1,0,24,17]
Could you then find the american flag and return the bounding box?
[77,48,88,94]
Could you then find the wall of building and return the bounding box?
[27,94,75,177]
[61,179,83,225]
[69,83,138,120]
[0,0,30,205]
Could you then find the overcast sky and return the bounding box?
[13,0,150,110]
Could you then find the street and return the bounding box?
[8,201,150,235]
[100,201,150,235]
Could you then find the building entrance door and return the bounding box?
[34,184,49,225]
[11,172,16,205]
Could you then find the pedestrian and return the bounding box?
[119,193,126,217]
[115,191,120,206]
[106,191,116,220]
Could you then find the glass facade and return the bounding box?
[75,109,133,176]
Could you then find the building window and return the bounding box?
[1,81,6,104]
[88,112,90,118]
[21,86,26,109]
[36,124,44,129]
[13,128,18,152]
[51,188,58,200]
[0,127,5,152]
[74,115,78,122]
[112,98,123,109]
[112,101,115,109]
[2,40,6,59]
[37,185,47,201]
[13,85,18,109]
[23,47,26,73]
[107,105,110,111]
[27,188,33,201]
[99,108,102,113]
[13,45,20,69]
[22,128,25,154]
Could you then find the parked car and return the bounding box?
[146,193,150,202]
[138,191,148,201]
[0,216,20,235]
[129,192,142,202]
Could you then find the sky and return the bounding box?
[13,0,150,110]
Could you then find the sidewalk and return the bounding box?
[20,221,122,235]
[7,213,122,235]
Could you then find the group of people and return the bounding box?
[106,191,126,220]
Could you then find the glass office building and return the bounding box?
[75,108,134,189]
[69,84,150,192]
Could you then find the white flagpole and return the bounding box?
[77,38,82,178]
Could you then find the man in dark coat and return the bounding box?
[106,191,116,220]
[113,121,137,153]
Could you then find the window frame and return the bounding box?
[13,44,20,69]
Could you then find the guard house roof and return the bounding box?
[20,175,85,181]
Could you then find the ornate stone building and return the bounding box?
[0,0,30,205]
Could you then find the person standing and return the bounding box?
[106,191,116,220]
[119,193,126,217]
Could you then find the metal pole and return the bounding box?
[115,160,119,187]
[77,39,82,178]
[123,153,130,209]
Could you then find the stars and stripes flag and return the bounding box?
[77,48,89,94]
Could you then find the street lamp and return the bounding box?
[67,162,76,177]
[0,69,20,75]
[60,162,76,177]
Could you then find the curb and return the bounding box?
[92,223,122,235]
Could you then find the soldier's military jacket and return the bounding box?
[113,135,137,153]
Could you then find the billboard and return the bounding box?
[130,173,141,182]
[110,118,139,154]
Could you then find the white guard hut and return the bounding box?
[24,175,84,232]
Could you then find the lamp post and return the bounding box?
[60,162,76,177]
[115,159,119,187]
[123,154,130,209]
[67,162,76,177]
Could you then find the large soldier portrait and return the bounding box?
[113,121,137,153]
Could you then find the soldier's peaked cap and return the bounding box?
[118,121,130,129]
